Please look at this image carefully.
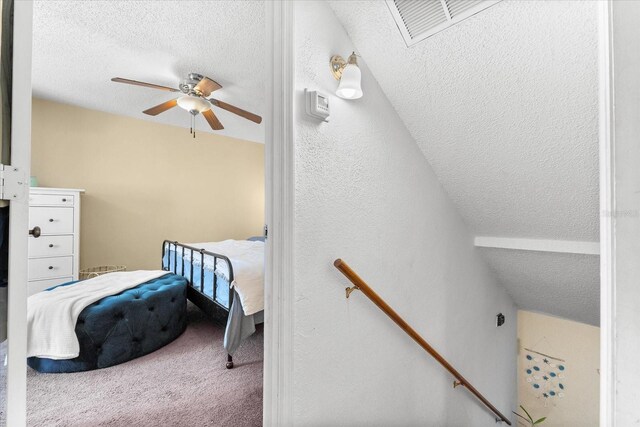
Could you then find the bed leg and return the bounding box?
[226,354,234,369]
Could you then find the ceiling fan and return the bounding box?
[111,73,262,138]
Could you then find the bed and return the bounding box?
[162,238,264,368]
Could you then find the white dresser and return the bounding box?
[28,187,84,296]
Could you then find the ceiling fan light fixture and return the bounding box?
[111,73,262,136]
[177,95,211,113]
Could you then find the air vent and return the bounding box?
[386,0,501,47]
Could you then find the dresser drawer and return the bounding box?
[29,207,74,235]
[28,256,73,281]
[28,277,73,296]
[29,193,74,207]
[29,235,74,258]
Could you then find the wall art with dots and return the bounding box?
[524,348,566,400]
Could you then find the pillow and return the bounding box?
[247,236,265,242]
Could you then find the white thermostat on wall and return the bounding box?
[305,89,330,122]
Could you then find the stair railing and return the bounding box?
[333,259,512,425]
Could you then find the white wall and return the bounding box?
[31,98,265,271]
[610,1,640,424]
[293,2,517,425]
[517,311,599,427]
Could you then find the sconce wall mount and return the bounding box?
[330,54,351,80]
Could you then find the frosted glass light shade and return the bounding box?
[336,64,363,99]
[177,95,211,113]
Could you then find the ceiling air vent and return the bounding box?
[386,0,501,47]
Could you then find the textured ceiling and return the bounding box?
[330,1,600,324]
[32,1,265,143]
[479,249,599,326]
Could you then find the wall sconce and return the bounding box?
[330,52,363,100]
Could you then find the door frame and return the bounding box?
[6,1,33,426]
[6,1,298,426]
[263,1,295,425]
[598,0,614,425]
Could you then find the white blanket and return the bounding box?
[186,240,264,315]
[27,270,168,360]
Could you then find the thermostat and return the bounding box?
[305,89,330,122]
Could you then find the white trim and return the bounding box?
[6,2,33,426]
[474,236,599,255]
[598,1,615,425]
[263,1,295,426]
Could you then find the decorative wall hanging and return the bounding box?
[524,347,567,402]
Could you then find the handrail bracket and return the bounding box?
[345,285,360,298]
[453,380,464,389]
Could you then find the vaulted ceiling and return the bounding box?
[32,0,600,325]
[329,1,600,325]
[32,1,265,143]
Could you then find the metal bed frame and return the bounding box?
[162,240,236,368]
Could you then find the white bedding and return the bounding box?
[27,270,168,360]
[184,240,264,315]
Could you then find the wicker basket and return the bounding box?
[79,265,127,280]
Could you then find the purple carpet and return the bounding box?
[26,303,263,426]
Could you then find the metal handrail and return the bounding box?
[333,258,512,425]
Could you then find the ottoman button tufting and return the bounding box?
[27,273,187,373]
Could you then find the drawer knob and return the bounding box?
[49,218,54,222]
[29,226,41,238]
[48,266,54,270]
[62,198,67,202]
[49,244,54,248]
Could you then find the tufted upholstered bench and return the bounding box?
[27,273,188,373]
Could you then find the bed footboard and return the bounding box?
[161,240,234,320]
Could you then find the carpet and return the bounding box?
[26,302,263,427]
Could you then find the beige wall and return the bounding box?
[518,310,599,427]
[31,98,264,271]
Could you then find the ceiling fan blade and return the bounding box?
[143,98,178,116]
[202,109,224,130]
[209,99,262,124]
[111,77,179,92]
[194,76,222,97]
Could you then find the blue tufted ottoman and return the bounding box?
[28,273,188,373]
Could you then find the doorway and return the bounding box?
[2,1,296,425]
